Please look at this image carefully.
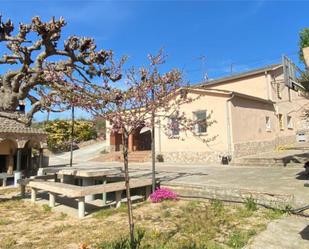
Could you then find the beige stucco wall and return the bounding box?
[206,73,269,100]
[230,92,305,158]
[156,92,229,153]
[230,97,276,144]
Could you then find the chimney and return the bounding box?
[19,101,25,113]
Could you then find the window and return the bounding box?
[194,110,207,134]
[265,116,271,131]
[170,117,180,136]
[287,116,293,129]
[278,114,284,130]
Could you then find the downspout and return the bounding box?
[265,71,272,101]
[226,93,235,158]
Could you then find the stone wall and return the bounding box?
[164,182,294,209]
[160,135,296,163]
[233,135,296,158]
[160,151,227,164]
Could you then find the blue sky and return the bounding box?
[0,0,308,121]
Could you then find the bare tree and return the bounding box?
[0,16,123,125]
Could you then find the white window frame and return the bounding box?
[169,116,180,137]
[287,115,293,129]
[265,116,271,131]
[193,110,207,134]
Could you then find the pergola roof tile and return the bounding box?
[0,113,47,135]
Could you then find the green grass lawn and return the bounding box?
[0,189,285,249]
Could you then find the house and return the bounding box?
[105,62,309,163]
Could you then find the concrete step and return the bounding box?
[99,151,151,162]
[230,162,304,167]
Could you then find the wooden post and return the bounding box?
[31,188,37,202]
[115,190,122,208]
[49,192,56,207]
[78,197,85,218]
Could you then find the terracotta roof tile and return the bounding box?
[0,113,47,135]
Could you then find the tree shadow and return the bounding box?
[296,170,309,180]
[129,169,208,182]
[280,153,309,167]
[300,225,309,240]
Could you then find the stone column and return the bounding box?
[102,176,107,205]
[110,133,116,152]
[7,154,14,175]
[39,148,43,168]
[14,148,22,186]
[26,148,32,171]
[83,178,95,202]
[78,197,85,218]
[49,192,56,208]
[128,134,133,152]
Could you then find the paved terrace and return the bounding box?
[48,161,309,209]
[48,141,309,208]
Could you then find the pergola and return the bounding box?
[0,112,48,185]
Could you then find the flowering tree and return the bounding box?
[91,50,215,244]
[0,15,123,125]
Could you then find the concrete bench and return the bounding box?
[28,178,152,218]
[18,174,57,197]
[0,173,14,187]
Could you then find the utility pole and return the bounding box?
[70,100,75,167]
[151,88,156,192]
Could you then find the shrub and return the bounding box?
[227,229,256,249]
[244,196,257,212]
[44,119,97,152]
[156,154,164,162]
[42,204,52,212]
[149,188,178,203]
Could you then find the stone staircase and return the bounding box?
[231,152,309,167]
[231,143,309,167]
[98,151,151,163]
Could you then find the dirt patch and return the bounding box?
[0,191,285,249]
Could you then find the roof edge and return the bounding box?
[188,88,275,105]
[193,64,282,88]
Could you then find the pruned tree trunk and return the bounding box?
[0,90,19,112]
[121,130,135,244]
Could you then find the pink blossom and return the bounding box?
[149,187,178,203]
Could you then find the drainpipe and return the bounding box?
[265,71,272,101]
[226,93,235,158]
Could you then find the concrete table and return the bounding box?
[57,168,122,202]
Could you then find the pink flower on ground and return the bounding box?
[149,187,178,203]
